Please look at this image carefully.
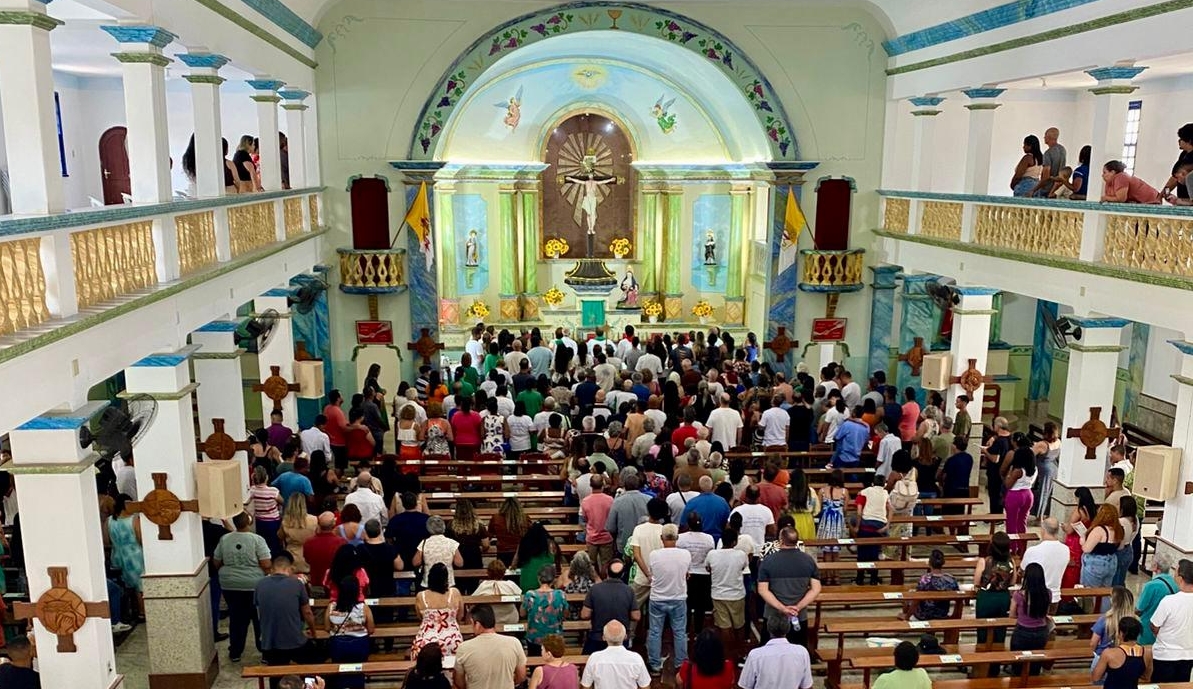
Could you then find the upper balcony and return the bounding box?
[876,191,1193,334]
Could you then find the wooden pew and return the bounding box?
[423,491,566,503]
[310,620,590,640]
[802,532,1037,559]
[817,557,982,585]
[847,644,1092,689]
[242,655,589,689]
[308,593,587,609]
[419,474,562,486]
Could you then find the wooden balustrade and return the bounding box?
[974,203,1082,257]
[0,238,49,337]
[176,210,218,276]
[70,221,157,309]
[309,194,320,228]
[1102,213,1193,276]
[798,249,865,290]
[920,200,963,240]
[883,197,910,233]
[284,197,304,238]
[338,248,407,291]
[228,201,277,257]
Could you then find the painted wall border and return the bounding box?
[191,0,317,69]
[883,0,1099,56]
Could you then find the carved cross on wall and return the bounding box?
[14,567,109,652]
[900,337,926,376]
[407,328,445,366]
[763,327,798,363]
[127,473,200,540]
[1066,406,1122,460]
[197,418,252,460]
[951,358,996,396]
[252,365,300,412]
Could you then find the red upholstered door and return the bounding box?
[813,178,853,250]
[349,177,391,250]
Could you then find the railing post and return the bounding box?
[212,206,232,262]
[274,198,287,241]
[907,198,923,236]
[960,202,976,243]
[153,215,180,282]
[1080,211,1108,263]
[38,231,77,318]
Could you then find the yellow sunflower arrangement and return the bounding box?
[543,286,565,307]
[466,300,490,320]
[692,300,714,318]
[544,237,570,258]
[609,237,632,257]
[643,301,663,318]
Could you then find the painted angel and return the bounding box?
[495,85,523,132]
[651,95,677,134]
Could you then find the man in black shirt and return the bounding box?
[938,435,975,515]
[787,389,815,451]
[0,637,40,688]
[983,416,1012,513]
[580,559,639,654]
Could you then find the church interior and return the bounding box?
[3,0,1193,687]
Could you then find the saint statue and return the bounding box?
[617,268,639,308]
[464,230,480,267]
[704,230,717,265]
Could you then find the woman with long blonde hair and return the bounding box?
[489,497,530,566]
[231,135,258,193]
[277,492,318,573]
[1090,586,1136,670]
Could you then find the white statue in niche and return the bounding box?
[704,229,717,265]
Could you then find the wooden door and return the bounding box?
[99,126,130,205]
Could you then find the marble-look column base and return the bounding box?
[1050,479,1105,524]
[1153,536,1192,574]
[723,297,745,326]
[142,561,216,688]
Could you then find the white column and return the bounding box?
[279,89,309,189]
[1084,65,1147,202]
[100,25,175,204]
[908,96,944,193]
[255,290,298,427]
[962,88,1004,195]
[122,349,215,685]
[0,2,65,214]
[248,78,284,191]
[191,321,251,497]
[944,289,997,477]
[9,404,117,689]
[178,52,230,198]
[815,343,836,373]
[1158,342,1193,562]
[1053,317,1128,517]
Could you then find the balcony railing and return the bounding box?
[0,186,324,343]
[798,249,866,292]
[877,190,1193,285]
[337,248,408,294]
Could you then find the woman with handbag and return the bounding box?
[326,576,375,689]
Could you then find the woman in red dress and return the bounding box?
[1061,486,1097,595]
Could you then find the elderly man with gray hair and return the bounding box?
[580,621,651,689]
[1020,516,1071,605]
[1138,549,1179,646]
[344,469,386,527]
[605,473,651,553]
[412,515,463,588]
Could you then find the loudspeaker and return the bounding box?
[1133,445,1183,501]
[920,353,951,391]
[294,359,325,399]
[194,460,244,519]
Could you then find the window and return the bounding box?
[1122,100,1142,176]
[53,92,68,177]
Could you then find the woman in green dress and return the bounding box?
[513,522,560,592]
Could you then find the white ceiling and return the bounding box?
[1001,53,1193,91]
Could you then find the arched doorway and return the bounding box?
[98,126,130,205]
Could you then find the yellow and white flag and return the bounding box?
[404,182,433,268]
[779,186,805,274]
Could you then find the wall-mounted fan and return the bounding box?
[288,277,328,315]
[237,308,280,354]
[79,394,157,487]
[926,279,960,311]
[1041,307,1083,350]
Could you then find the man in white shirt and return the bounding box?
[580,621,651,689]
[114,454,138,499]
[667,474,700,525]
[464,325,485,374]
[758,396,790,450]
[1019,517,1070,603]
[614,326,636,362]
[1109,445,1134,475]
[533,397,562,433]
[706,393,743,449]
[839,370,862,410]
[1149,558,1193,682]
[731,485,776,551]
[556,327,579,357]
[343,470,387,526]
[873,423,902,478]
[504,339,528,375]
[607,380,638,416]
[646,524,690,673]
[818,395,848,444]
[706,529,749,643]
[393,389,428,424]
[299,415,333,459]
[634,348,663,377]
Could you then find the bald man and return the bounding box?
[1031,126,1067,197]
[303,512,347,591]
[581,620,652,689]
[345,470,386,526]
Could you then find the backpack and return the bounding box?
[890,467,919,514]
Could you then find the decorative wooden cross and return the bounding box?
[950,358,996,396]
[127,473,200,541]
[407,328,445,366]
[1065,406,1122,460]
[14,567,109,652]
[252,365,300,412]
[899,337,926,376]
[197,418,252,460]
[763,327,798,364]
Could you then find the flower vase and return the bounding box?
[614,252,625,260]
[648,315,658,324]
[699,316,708,325]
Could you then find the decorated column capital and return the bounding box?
[101,24,175,65]
[868,264,902,289]
[909,95,944,116]
[248,78,284,103]
[0,8,62,30]
[278,88,310,102]
[178,52,229,84]
[1086,65,1148,95]
[962,86,1005,110]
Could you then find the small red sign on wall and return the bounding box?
[811,318,847,342]
[355,320,394,345]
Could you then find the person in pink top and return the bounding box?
[899,387,920,444]
[323,389,350,472]
[449,397,483,461]
[1101,160,1162,204]
[581,474,616,572]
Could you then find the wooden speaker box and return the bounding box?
[294,359,325,399]
[1133,445,1183,501]
[920,353,951,391]
[194,460,244,519]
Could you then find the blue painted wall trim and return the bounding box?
[240,0,323,49]
[954,286,1001,295]
[1068,316,1130,329]
[195,320,240,332]
[909,96,944,107]
[882,0,1100,56]
[247,79,285,92]
[1169,340,1193,356]
[962,88,1006,99]
[100,25,177,47]
[17,416,93,431]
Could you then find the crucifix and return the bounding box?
[15,567,109,652]
[950,358,996,396]
[763,327,798,366]
[899,337,927,376]
[1066,406,1121,460]
[407,328,445,367]
[253,365,301,413]
[198,418,252,460]
[127,473,200,540]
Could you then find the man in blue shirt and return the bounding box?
[829,416,869,468]
[271,456,313,505]
[681,476,731,540]
[384,492,429,595]
[938,435,974,513]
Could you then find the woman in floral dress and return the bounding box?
[411,563,464,660]
[481,398,507,455]
[815,470,849,584]
[523,565,568,656]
